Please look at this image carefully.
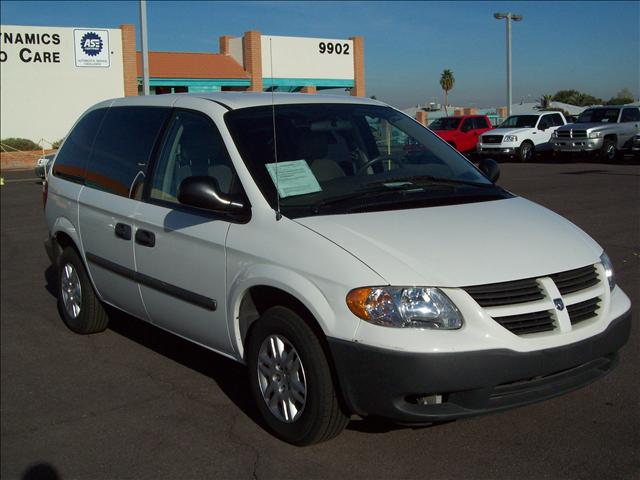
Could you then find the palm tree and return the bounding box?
[538,94,553,110]
[440,69,455,115]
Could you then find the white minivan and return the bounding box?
[44,93,631,445]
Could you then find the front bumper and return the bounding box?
[553,137,603,152]
[328,309,631,423]
[477,145,517,155]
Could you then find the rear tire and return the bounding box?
[246,306,349,445]
[58,247,109,334]
[600,139,617,162]
[518,141,535,162]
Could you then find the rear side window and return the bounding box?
[85,107,170,197]
[473,117,489,129]
[621,108,640,122]
[460,119,473,132]
[548,113,564,126]
[52,108,107,183]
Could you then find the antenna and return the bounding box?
[269,38,282,221]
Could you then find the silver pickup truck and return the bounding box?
[552,105,640,161]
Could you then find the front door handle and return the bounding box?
[114,223,132,240]
[135,229,156,247]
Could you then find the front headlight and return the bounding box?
[589,131,603,139]
[552,131,558,138]
[600,252,616,290]
[346,287,463,329]
[503,135,518,142]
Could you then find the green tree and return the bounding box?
[0,137,40,151]
[605,88,635,105]
[552,90,602,106]
[439,69,455,115]
[617,88,634,99]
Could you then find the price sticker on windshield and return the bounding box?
[266,160,322,198]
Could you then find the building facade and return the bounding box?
[1,24,365,142]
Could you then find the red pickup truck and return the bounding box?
[428,115,493,153]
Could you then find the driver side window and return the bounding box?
[150,110,237,204]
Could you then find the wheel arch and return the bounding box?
[50,217,102,300]
[50,217,82,262]
[227,266,343,361]
[603,134,618,147]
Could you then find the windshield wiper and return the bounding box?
[310,176,495,213]
[381,175,495,188]
[311,183,425,211]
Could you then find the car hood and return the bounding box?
[483,127,530,137]
[295,197,602,287]
[558,122,611,130]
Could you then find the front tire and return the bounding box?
[58,247,109,334]
[601,139,617,162]
[518,141,535,162]
[246,306,349,445]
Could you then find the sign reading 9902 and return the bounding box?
[318,41,350,55]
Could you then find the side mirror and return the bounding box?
[178,176,248,215]
[538,124,547,131]
[478,158,500,183]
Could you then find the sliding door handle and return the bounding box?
[114,223,132,240]
[135,229,156,247]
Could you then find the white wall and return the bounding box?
[261,35,354,80]
[0,25,125,144]
[228,37,243,68]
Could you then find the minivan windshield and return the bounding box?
[225,104,508,217]
[577,108,620,124]
[428,117,461,130]
[498,115,539,128]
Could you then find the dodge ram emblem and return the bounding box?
[554,298,565,311]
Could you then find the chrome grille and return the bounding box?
[557,129,587,138]
[567,297,601,325]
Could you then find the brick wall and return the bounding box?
[121,24,138,97]
[243,31,263,92]
[415,111,428,126]
[300,86,317,94]
[1,150,55,171]
[463,108,478,115]
[350,36,365,97]
[219,35,233,55]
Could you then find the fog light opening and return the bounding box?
[407,393,446,405]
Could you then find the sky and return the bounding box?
[1,1,638,109]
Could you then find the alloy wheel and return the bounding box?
[61,262,82,319]
[257,334,307,423]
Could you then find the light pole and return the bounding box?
[494,12,523,116]
[140,0,150,95]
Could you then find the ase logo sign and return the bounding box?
[74,29,109,67]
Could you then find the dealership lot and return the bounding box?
[1,161,638,479]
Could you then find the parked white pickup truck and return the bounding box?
[477,111,567,162]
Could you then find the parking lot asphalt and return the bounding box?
[1,160,639,480]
